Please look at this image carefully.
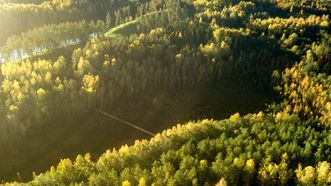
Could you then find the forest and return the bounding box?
[0,0,330,185]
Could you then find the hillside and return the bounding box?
[5,113,331,185]
[0,0,330,184]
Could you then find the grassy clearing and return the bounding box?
[104,10,168,38]
[105,20,140,38]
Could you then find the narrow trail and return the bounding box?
[96,109,155,137]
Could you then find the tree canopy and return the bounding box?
[0,0,330,184]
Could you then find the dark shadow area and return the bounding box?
[0,77,271,182]
[0,28,297,183]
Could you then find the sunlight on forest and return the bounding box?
[0,0,330,185]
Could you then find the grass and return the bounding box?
[104,10,168,38]
[105,19,140,38]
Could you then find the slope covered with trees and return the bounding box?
[0,0,330,184]
[6,113,331,185]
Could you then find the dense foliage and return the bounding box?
[5,113,331,185]
[1,20,106,58]
[0,0,143,45]
[0,0,330,184]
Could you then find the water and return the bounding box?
[0,54,5,63]
[0,38,82,63]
